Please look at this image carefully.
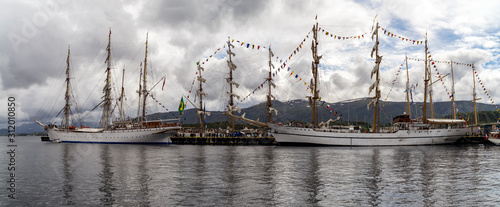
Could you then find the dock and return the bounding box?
[456,133,489,144]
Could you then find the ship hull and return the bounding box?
[489,138,500,145]
[46,126,180,144]
[488,132,500,145]
[269,124,467,146]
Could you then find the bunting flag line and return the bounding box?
[473,68,500,119]
[427,50,455,101]
[191,33,303,107]
[238,79,269,103]
[407,57,425,62]
[197,42,226,65]
[187,42,228,99]
[384,59,406,101]
[434,60,473,66]
[272,25,376,95]
[147,93,178,118]
[319,27,369,41]
[231,39,267,51]
[425,48,475,118]
[186,73,197,99]
[276,30,314,85]
[233,29,315,105]
[238,28,315,101]
[379,27,423,45]
[456,111,468,125]
[408,57,473,66]
[410,53,476,110]
[187,42,226,98]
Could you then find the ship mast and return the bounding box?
[423,33,429,123]
[226,37,239,132]
[429,58,434,119]
[267,46,275,123]
[451,60,456,119]
[101,29,112,130]
[310,21,321,127]
[472,64,480,125]
[119,66,125,121]
[197,64,207,131]
[369,22,381,132]
[64,45,71,130]
[405,55,411,118]
[141,33,149,122]
[137,67,142,122]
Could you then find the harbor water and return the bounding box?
[1,136,499,206]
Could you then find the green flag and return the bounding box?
[178,97,185,115]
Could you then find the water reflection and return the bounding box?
[366,149,382,206]
[194,145,206,201]
[222,146,237,206]
[61,144,74,205]
[261,147,277,204]
[420,148,437,206]
[305,148,320,204]
[394,149,418,205]
[36,140,499,206]
[137,146,150,206]
[99,145,115,205]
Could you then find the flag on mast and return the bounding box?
[178,97,185,115]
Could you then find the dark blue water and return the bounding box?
[1,136,499,206]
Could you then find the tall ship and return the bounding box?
[269,20,468,146]
[171,37,276,145]
[35,30,180,144]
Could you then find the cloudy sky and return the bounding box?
[1,0,499,128]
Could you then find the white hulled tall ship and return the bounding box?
[35,30,180,144]
[269,20,467,146]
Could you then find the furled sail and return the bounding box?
[270,81,276,88]
[371,26,378,41]
[371,55,382,78]
[197,76,206,83]
[369,79,379,94]
[268,94,275,100]
[269,60,275,69]
[226,79,239,88]
[371,64,379,79]
[371,44,377,58]
[198,65,204,71]
[227,92,240,100]
[367,98,377,110]
[197,91,207,97]
[227,60,237,71]
[268,107,278,116]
